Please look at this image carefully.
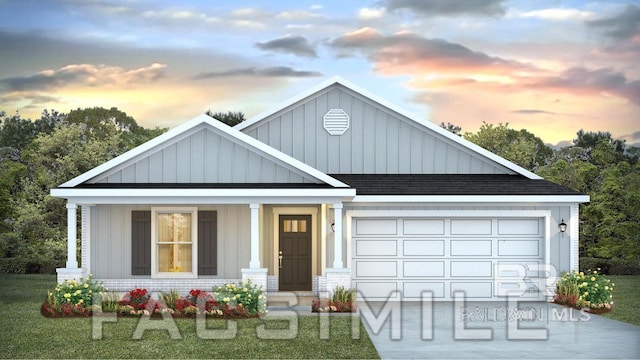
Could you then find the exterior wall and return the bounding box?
[342,203,574,275]
[90,204,251,279]
[242,84,514,175]
[87,125,320,184]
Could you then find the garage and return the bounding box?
[351,216,548,301]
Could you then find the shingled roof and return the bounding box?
[329,174,583,196]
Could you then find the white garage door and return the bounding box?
[351,217,546,301]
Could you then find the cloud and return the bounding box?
[527,67,640,105]
[514,8,594,21]
[383,0,507,17]
[0,63,166,92]
[193,67,322,79]
[358,7,385,20]
[328,28,534,75]
[586,4,640,39]
[256,35,317,58]
[511,109,557,115]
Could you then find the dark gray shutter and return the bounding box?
[198,211,218,275]
[131,210,151,275]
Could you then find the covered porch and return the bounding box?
[51,186,355,296]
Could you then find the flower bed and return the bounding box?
[42,277,266,318]
[554,269,615,313]
[312,286,357,313]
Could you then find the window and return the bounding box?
[283,219,308,233]
[151,207,197,278]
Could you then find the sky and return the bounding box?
[0,0,639,147]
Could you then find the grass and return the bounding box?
[0,275,380,359]
[601,275,640,326]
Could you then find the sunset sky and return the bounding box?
[0,0,638,147]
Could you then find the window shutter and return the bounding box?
[198,210,218,275]
[131,210,151,275]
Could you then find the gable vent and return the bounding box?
[323,109,350,135]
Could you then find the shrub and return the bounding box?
[555,269,614,311]
[580,257,640,275]
[51,274,105,307]
[96,292,121,312]
[159,290,181,310]
[312,286,357,313]
[118,288,150,311]
[212,279,266,316]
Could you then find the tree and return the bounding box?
[464,122,552,171]
[206,110,246,127]
[440,122,462,136]
[0,107,166,273]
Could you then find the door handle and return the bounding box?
[278,250,283,268]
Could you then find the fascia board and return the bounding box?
[51,187,356,198]
[60,114,349,189]
[350,195,590,203]
[236,76,541,180]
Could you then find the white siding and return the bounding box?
[242,84,514,175]
[90,204,251,279]
[86,125,321,184]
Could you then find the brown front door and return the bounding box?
[279,215,312,291]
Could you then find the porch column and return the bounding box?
[249,203,260,268]
[332,203,343,268]
[66,203,78,269]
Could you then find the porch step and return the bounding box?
[266,292,316,307]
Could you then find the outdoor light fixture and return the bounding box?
[331,222,335,232]
[558,219,567,237]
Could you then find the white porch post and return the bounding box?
[66,203,78,269]
[332,203,343,268]
[249,203,260,268]
[242,203,267,291]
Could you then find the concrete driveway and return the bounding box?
[360,301,640,359]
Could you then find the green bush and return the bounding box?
[50,275,105,307]
[160,290,181,310]
[555,269,614,311]
[332,286,356,303]
[580,257,640,275]
[211,279,266,315]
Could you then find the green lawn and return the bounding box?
[601,275,640,326]
[0,275,379,359]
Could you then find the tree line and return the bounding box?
[0,109,637,274]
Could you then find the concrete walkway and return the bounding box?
[360,301,640,359]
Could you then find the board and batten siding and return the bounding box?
[242,84,515,175]
[87,125,321,184]
[90,204,251,279]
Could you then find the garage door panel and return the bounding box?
[450,261,492,277]
[498,219,540,235]
[403,219,445,235]
[355,261,397,277]
[497,261,540,277]
[450,219,492,235]
[498,240,540,256]
[356,240,397,256]
[451,282,493,298]
[450,240,492,256]
[403,261,445,277]
[403,240,444,256]
[355,282,397,299]
[404,282,445,298]
[355,219,397,235]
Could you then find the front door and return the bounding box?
[279,215,312,291]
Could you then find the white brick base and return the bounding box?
[241,268,268,291]
[325,268,352,297]
[97,278,240,295]
[56,268,84,283]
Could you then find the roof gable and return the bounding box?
[237,77,541,179]
[60,114,349,188]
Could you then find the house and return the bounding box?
[51,77,589,301]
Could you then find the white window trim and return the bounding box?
[151,207,198,279]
